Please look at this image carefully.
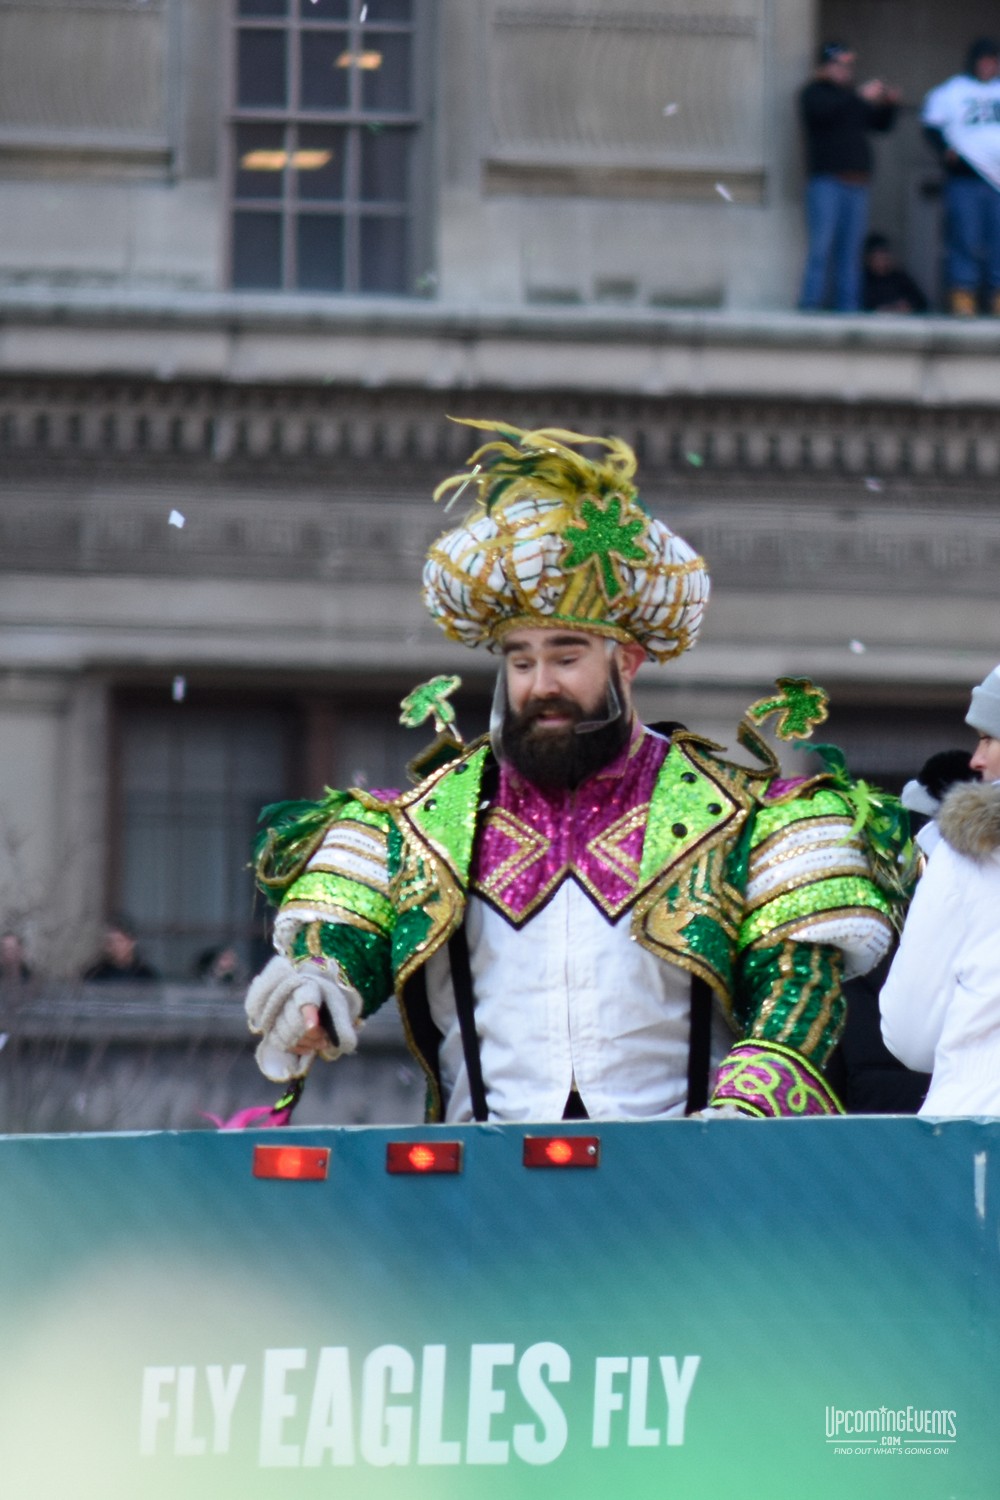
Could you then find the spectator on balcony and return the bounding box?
[82,916,159,982]
[880,666,1000,1115]
[194,944,246,988]
[862,233,928,314]
[798,41,899,312]
[923,38,1000,317]
[0,931,32,985]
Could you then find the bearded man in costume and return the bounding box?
[245,422,898,1122]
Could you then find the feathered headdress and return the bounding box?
[422,419,710,662]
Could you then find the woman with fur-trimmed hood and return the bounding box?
[880,665,1000,1116]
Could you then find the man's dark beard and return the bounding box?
[499,676,630,790]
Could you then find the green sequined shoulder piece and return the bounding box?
[254,787,392,903]
[395,739,490,884]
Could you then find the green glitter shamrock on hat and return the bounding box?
[421,419,711,663]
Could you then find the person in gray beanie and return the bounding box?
[879,663,1000,1114]
[967,663,1000,781]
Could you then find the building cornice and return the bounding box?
[3,291,1000,403]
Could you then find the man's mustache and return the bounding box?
[516,696,585,727]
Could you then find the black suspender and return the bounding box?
[685,975,714,1114]
[447,922,489,1123]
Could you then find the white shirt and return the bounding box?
[424,884,730,1123]
[923,74,1000,190]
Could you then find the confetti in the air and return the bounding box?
[714,182,734,202]
[168,509,186,528]
[662,103,680,116]
[685,452,704,468]
[359,3,368,18]
[172,675,187,702]
[849,640,867,654]
[863,477,883,492]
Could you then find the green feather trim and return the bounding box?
[253,789,354,901]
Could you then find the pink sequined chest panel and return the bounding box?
[470,729,669,926]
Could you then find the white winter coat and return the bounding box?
[880,781,1000,1116]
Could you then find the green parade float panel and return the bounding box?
[0,1117,995,1499]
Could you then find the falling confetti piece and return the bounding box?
[849,640,867,654]
[863,477,883,492]
[359,2,368,17]
[168,509,186,528]
[685,452,704,467]
[172,675,187,702]
[714,182,734,202]
[662,103,680,116]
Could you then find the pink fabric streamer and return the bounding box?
[201,1102,294,1131]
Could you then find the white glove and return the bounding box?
[244,954,362,1082]
[689,1103,758,1120]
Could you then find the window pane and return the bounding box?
[240,0,288,16]
[360,126,409,201]
[232,211,283,288]
[295,124,347,199]
[117,704,290,978]
[237,29,288,109]
[361,30,410,111]
[235,123,287,199]
[297,214,345,289]
[365,0,413,19]
[297,0,349,16]
[359,214,407,292]
[121,721,171,792]
[300,30,350,111]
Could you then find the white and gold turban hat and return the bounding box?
[422,420,710,663]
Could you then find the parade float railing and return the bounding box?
[0,981,423,1134]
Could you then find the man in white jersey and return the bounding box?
[245,422,896,1123]
[923,37,1000,315]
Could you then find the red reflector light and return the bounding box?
[252,1144,329,1181]
[523,1135,600,1168]
[386,1141,463,1175]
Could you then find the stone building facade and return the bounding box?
[0,0,997,996]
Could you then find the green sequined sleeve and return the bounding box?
[737,787,893,981]
[287,921,392,1018]
[733,938,845,1066]
[277,796,396,1016]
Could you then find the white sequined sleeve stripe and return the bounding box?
[755,911,892,982]
[745,818,870,908]
[272,909,357,958]
[305,822,389,890]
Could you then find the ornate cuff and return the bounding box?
[710,1040,844,1117]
